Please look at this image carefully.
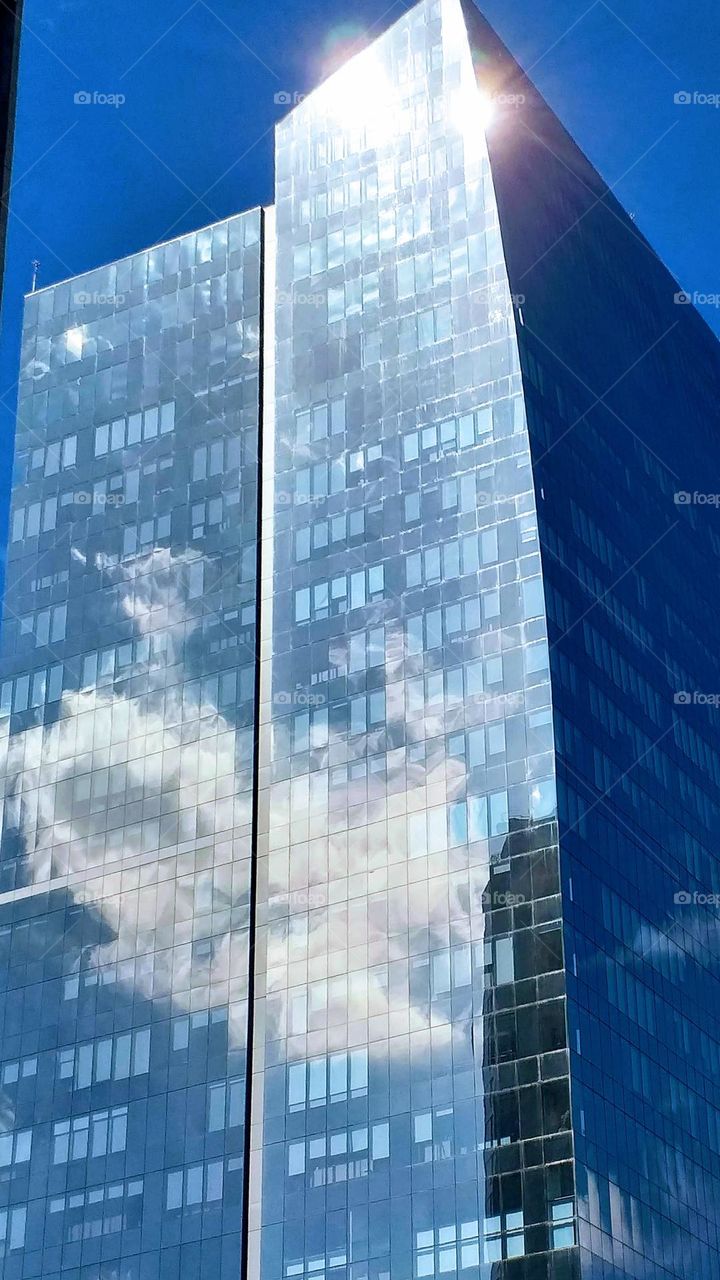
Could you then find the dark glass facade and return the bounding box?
[460,4,720,1275]
[2,3,719,1279]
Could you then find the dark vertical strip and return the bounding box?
[0,0,24,316]
[241,203,266,1280]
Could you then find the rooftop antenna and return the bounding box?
[30,260,40,292]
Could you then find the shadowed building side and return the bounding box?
[461,4,720,1275]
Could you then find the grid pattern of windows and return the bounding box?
[52,1107,128,1163]
[93,400,176,455]
[0,209,261,1280]
[460,0,720,1266]
[250,3,572,1278]
[2,1,716,1278]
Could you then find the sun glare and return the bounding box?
[66,326,84,359]
[314,46,395,143]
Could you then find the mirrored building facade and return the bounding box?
[0,209,262,1279]
[1,2,720,1279]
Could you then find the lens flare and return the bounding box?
[313,42,396,143]
[320,22,369,78]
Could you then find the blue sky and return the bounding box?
[1,0,718,563]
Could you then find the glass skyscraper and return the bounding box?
[1,2,719,1279]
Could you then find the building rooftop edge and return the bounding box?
[24,203,270,301]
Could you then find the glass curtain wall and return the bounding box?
[0,209,261,1280]
[249,3,574,1278]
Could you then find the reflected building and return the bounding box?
[1,2,720,1279]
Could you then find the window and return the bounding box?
[296,400,340,442]
[26,432,77,477]
[294,507,367,562]
[531,778,556,819]
[94,401,175,456]
[0,1206,26,1253]
[349,691,385,736]
[49,1179,143,1244]
[408,804,450,857]
[287,1049,368,1111]
[405,531,498,589]
[522,576,545,619]
[422,944,473,996]
[29,567,68,592]
[551,1200,575,1249]
[0,1056,37,1085]
[415,1221,487,1276]
[0,1129,32,1168]
[347,626,385,674]
[486,936,514,986]
[362,272,379,308]
[92,467,137,509]
[170,1006,229,1053]
[208,1077,244,1131]
[166,1159,224,1210]
[401,403,498,464]
[59,1028,150,1089]
[483,1210,525,1262]
[287,1122,389,1186]
[0,663,63,716]
[404,595,499,653]
[526,639,549,675]
[349,443,382,473]
[328,286,344,324]
[417,302,452,347]
[11,495,57,541]
[53,1107,127,1163]
[294,455,345,504]
[295,566,384,623]
[19,603,66,647]
[397,259,415,298]
[440,473,476,513]
[447,790,509,847]
[293,243,310,279]
[192,436,241,480]
[123,512,172,555]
